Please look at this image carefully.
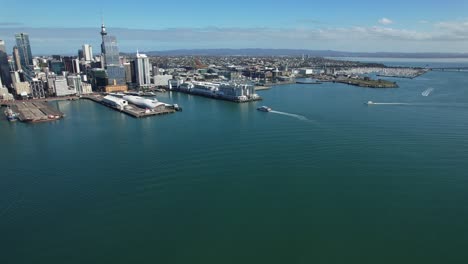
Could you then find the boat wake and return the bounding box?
[422,88,434,97]
[270,110,309,121]
[366,101,410,106]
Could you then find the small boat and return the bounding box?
[257,106,272,112]
[4,106,19,122]
[365,101,375,105]
[141,92,156,97]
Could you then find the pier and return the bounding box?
[9,101,64,123]
[430,67,468,72]
[81,95,177,118]
[168,88,262,103]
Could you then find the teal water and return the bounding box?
[1,69,468,263]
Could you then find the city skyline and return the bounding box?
[1,0,468,54]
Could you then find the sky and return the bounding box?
[1,0,468,54]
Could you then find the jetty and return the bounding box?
[81,95,178,118]
[8,101,64,123]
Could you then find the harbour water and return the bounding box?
[1,61,468,263]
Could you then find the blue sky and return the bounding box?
[1,0,468,54]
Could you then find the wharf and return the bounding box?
[169,89,262,103]
[255,86,271,91]
[81,95,177,118]
[10,101,64,123]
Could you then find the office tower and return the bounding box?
[63,56,74,73]
[78,49,84,60]
[48,60,65,75]
[130,60,137,83]
[100,24,120,68]
[72,59,80,73]
[106,65,126,85]
[135,51,151,87]
[82,44,93,62]
[15,33,33,67]
[123,63,132,83]
[12,46,22,71]
[0,40,13,88]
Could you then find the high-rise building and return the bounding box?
[78,49,84,60]
[82,44,93,62]
[100,24,120,68]
[67,75,82,94]
[48,60,65,75]
[135,51,151,88]
[0,40,13,89]
[15,33,33,67]
[107,65,126,85]
[12,46,22,71]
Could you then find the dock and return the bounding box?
[81,95,177,118]
[10,101,64,123]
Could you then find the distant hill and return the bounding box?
[129,49,468,58]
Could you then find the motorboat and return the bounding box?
[257,106,272,112]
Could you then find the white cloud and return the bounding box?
[1,19,468,53]
[378,18,394,25]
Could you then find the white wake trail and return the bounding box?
[422,88,434,97]
[269,110,309,121]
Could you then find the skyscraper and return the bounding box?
[15,33,33,67]
[0,40,13,88]
[135,51,151,88]
[82,44,93,62]
[12,46,22,71]
[100,24,120,68]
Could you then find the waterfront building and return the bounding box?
[88,68,107,91]
[0,40,12,89]
[0,86,14,100]
[153,75,173,87]
[15,33,33,67]
[135,51,151,88]
[30,79,46,98]
[82,44,93,62]
[52,76,75,97]
[218,82,257,100]
[104,84,128,93]
[67,75,82,95]
[13,81,31,97]
[81,83,92,94]
[107,65,126,86]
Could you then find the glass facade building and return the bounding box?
[106,65,126,85]
[15,33,33,67]
[0,40,13,88]
[102,35,120,67]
